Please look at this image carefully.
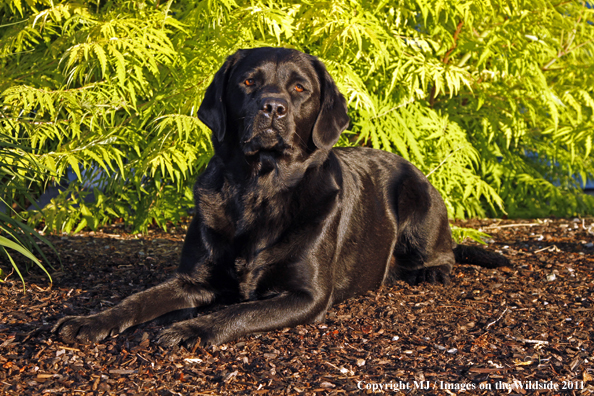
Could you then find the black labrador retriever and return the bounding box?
[54,47,509,346]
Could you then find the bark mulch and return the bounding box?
[1,218,593,395]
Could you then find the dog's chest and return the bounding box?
[234,257,257,300]
[198,183,291,242]
[233,254,281,301]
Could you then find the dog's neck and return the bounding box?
[215,144,330,191]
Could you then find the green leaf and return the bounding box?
[0,235,38,263]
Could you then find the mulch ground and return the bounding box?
[1,218,593,395]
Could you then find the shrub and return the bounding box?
[0,0,593,239]
[0,131,57,288]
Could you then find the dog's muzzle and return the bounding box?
[241,96,293,158]
[242,128,286,156]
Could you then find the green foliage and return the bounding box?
[451,226,490,245]
[1,0,593,238]
[0,132,57,289]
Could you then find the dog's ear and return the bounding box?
[311,58,350,150]
[198,51,244,142]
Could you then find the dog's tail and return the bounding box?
[453,244,510,268]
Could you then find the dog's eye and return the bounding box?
[294,83,305,92]
[244,78,255,86]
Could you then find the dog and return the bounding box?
[54,47,509,346]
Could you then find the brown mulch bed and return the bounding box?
[1,218,593,395]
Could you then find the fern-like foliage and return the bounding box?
[1,0,593,238]
[0,129,58,287]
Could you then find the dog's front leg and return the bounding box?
[158,291,328,346]
[53,277,215,343]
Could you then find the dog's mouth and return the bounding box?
[243,146,283,175]
[242,128,290,158]
[246,148,280,157]
[243,145,285,158]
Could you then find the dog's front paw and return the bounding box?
[53,315,119,344]
[399,264,451,286]
[158,319,218,347]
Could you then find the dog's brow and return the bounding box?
[288,70,308,82]
[237,68,262,80]
[276,66,310,86]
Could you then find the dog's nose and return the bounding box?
[261,97,288,117]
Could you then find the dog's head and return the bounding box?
[198,47,349,166]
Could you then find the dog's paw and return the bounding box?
[399,264,451,286]
[158,319,217,347]
[52,315,118,344]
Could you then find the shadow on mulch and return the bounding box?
[1,218,593,395]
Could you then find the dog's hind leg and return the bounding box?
[385,165,455,286]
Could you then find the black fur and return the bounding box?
[453,245,510,268]
[54,47,510,347]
